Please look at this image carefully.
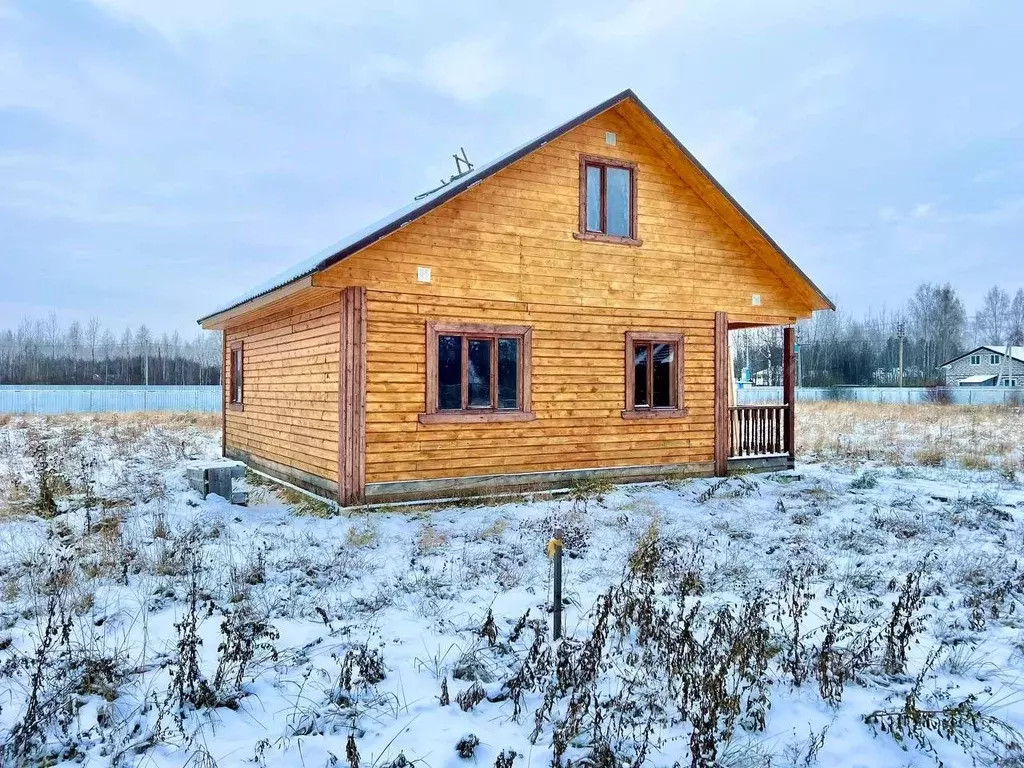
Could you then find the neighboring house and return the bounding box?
[198,90,832,506]
[942,346,1024,387]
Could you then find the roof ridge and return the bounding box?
[198,87,832,325]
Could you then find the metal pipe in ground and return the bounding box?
[552,526,563,641]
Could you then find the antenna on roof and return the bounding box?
[414,147,475,200]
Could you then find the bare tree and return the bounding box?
[976,286,1011,344]
[1009,289,1024,346]
[86,316,101,382]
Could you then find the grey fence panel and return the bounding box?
[736,386,1023,406]
[0,386,222,414]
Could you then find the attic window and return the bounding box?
[970,355,981,365]
[574,155,641,246]
[990,353,1000,364]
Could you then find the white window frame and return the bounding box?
[970,354,981,365]
[990,353,1000,364]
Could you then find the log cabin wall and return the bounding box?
[222,293,341,497]
[310,105,811,494]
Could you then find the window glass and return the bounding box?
[497,338,519,409]
[634,343,649,407]
[586,165,602,232]
[438,335,462,409]
[606,166,631,237]
[468,339,492,407]
[232,348,243,403]
[652,342,673,407]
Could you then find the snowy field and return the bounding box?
[1,407,1023,767]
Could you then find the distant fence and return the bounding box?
[2,384,1020,414]
[0,386,221,414]
[737,386,1024,406]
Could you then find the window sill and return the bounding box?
[419,411,537,425]
[621,407,689,420]
[573,231,643,247]
[228,402,244,412]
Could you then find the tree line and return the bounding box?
[3,284,1023,388]
[0,314,222,386]
[734,283,1024,387]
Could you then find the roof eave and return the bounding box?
[619,97,834,312]
[198,87,835,323]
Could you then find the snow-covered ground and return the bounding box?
[1,410,1023,767]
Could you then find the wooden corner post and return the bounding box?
[713,311,729,477]
[339,287,367,506]
[220,332,227,459]
[783,325,796,467]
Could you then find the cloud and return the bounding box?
[420,38,507,101]
[0,0,1020,334]
[82,0,397,41]
[355,38,510,102]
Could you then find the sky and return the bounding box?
[0,0,1022,336]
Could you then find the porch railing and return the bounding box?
[728,404,789,458]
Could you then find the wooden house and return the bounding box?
[198,90,832,505]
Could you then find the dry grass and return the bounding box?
[798,402,1024,472]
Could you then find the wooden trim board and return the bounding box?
[713,311,729,477]
[363,461,715,504]
[226,447,339,498]
[338,286,368,506]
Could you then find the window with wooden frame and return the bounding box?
[574,154,641,246]
[420,322,535,424]
[622,332,687,419]
[228,341,244,410]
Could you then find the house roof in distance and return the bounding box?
[198,89,834,326]
[942,346,1024,367]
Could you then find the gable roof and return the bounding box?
[943,346,1024,367]
[198,89,833,326]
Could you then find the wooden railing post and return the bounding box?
[714,312,729,476]
[783,326,796,467]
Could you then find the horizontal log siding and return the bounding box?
[308,106,808,487]
[363,293,714,482]
[224,294,340,485]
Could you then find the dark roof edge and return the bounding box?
[307,89,637,275]
[623,98,834,311]
[941,345,1024,367]
[200,87,834,323]
[197,90,635,324]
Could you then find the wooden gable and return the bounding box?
[313,102,822,323]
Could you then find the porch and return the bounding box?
[713,313,796,476]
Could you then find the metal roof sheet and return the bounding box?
[198,89,833,324]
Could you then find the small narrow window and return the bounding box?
[437,335,462,410]
[422,323,535,424]
[970,354,981,365]
[576,155,640,245]
[468,339,492,407]
[229,340,244,410]
[623,332,687,419]
[991,354,1000,364]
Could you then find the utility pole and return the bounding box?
[897,321,906,387]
